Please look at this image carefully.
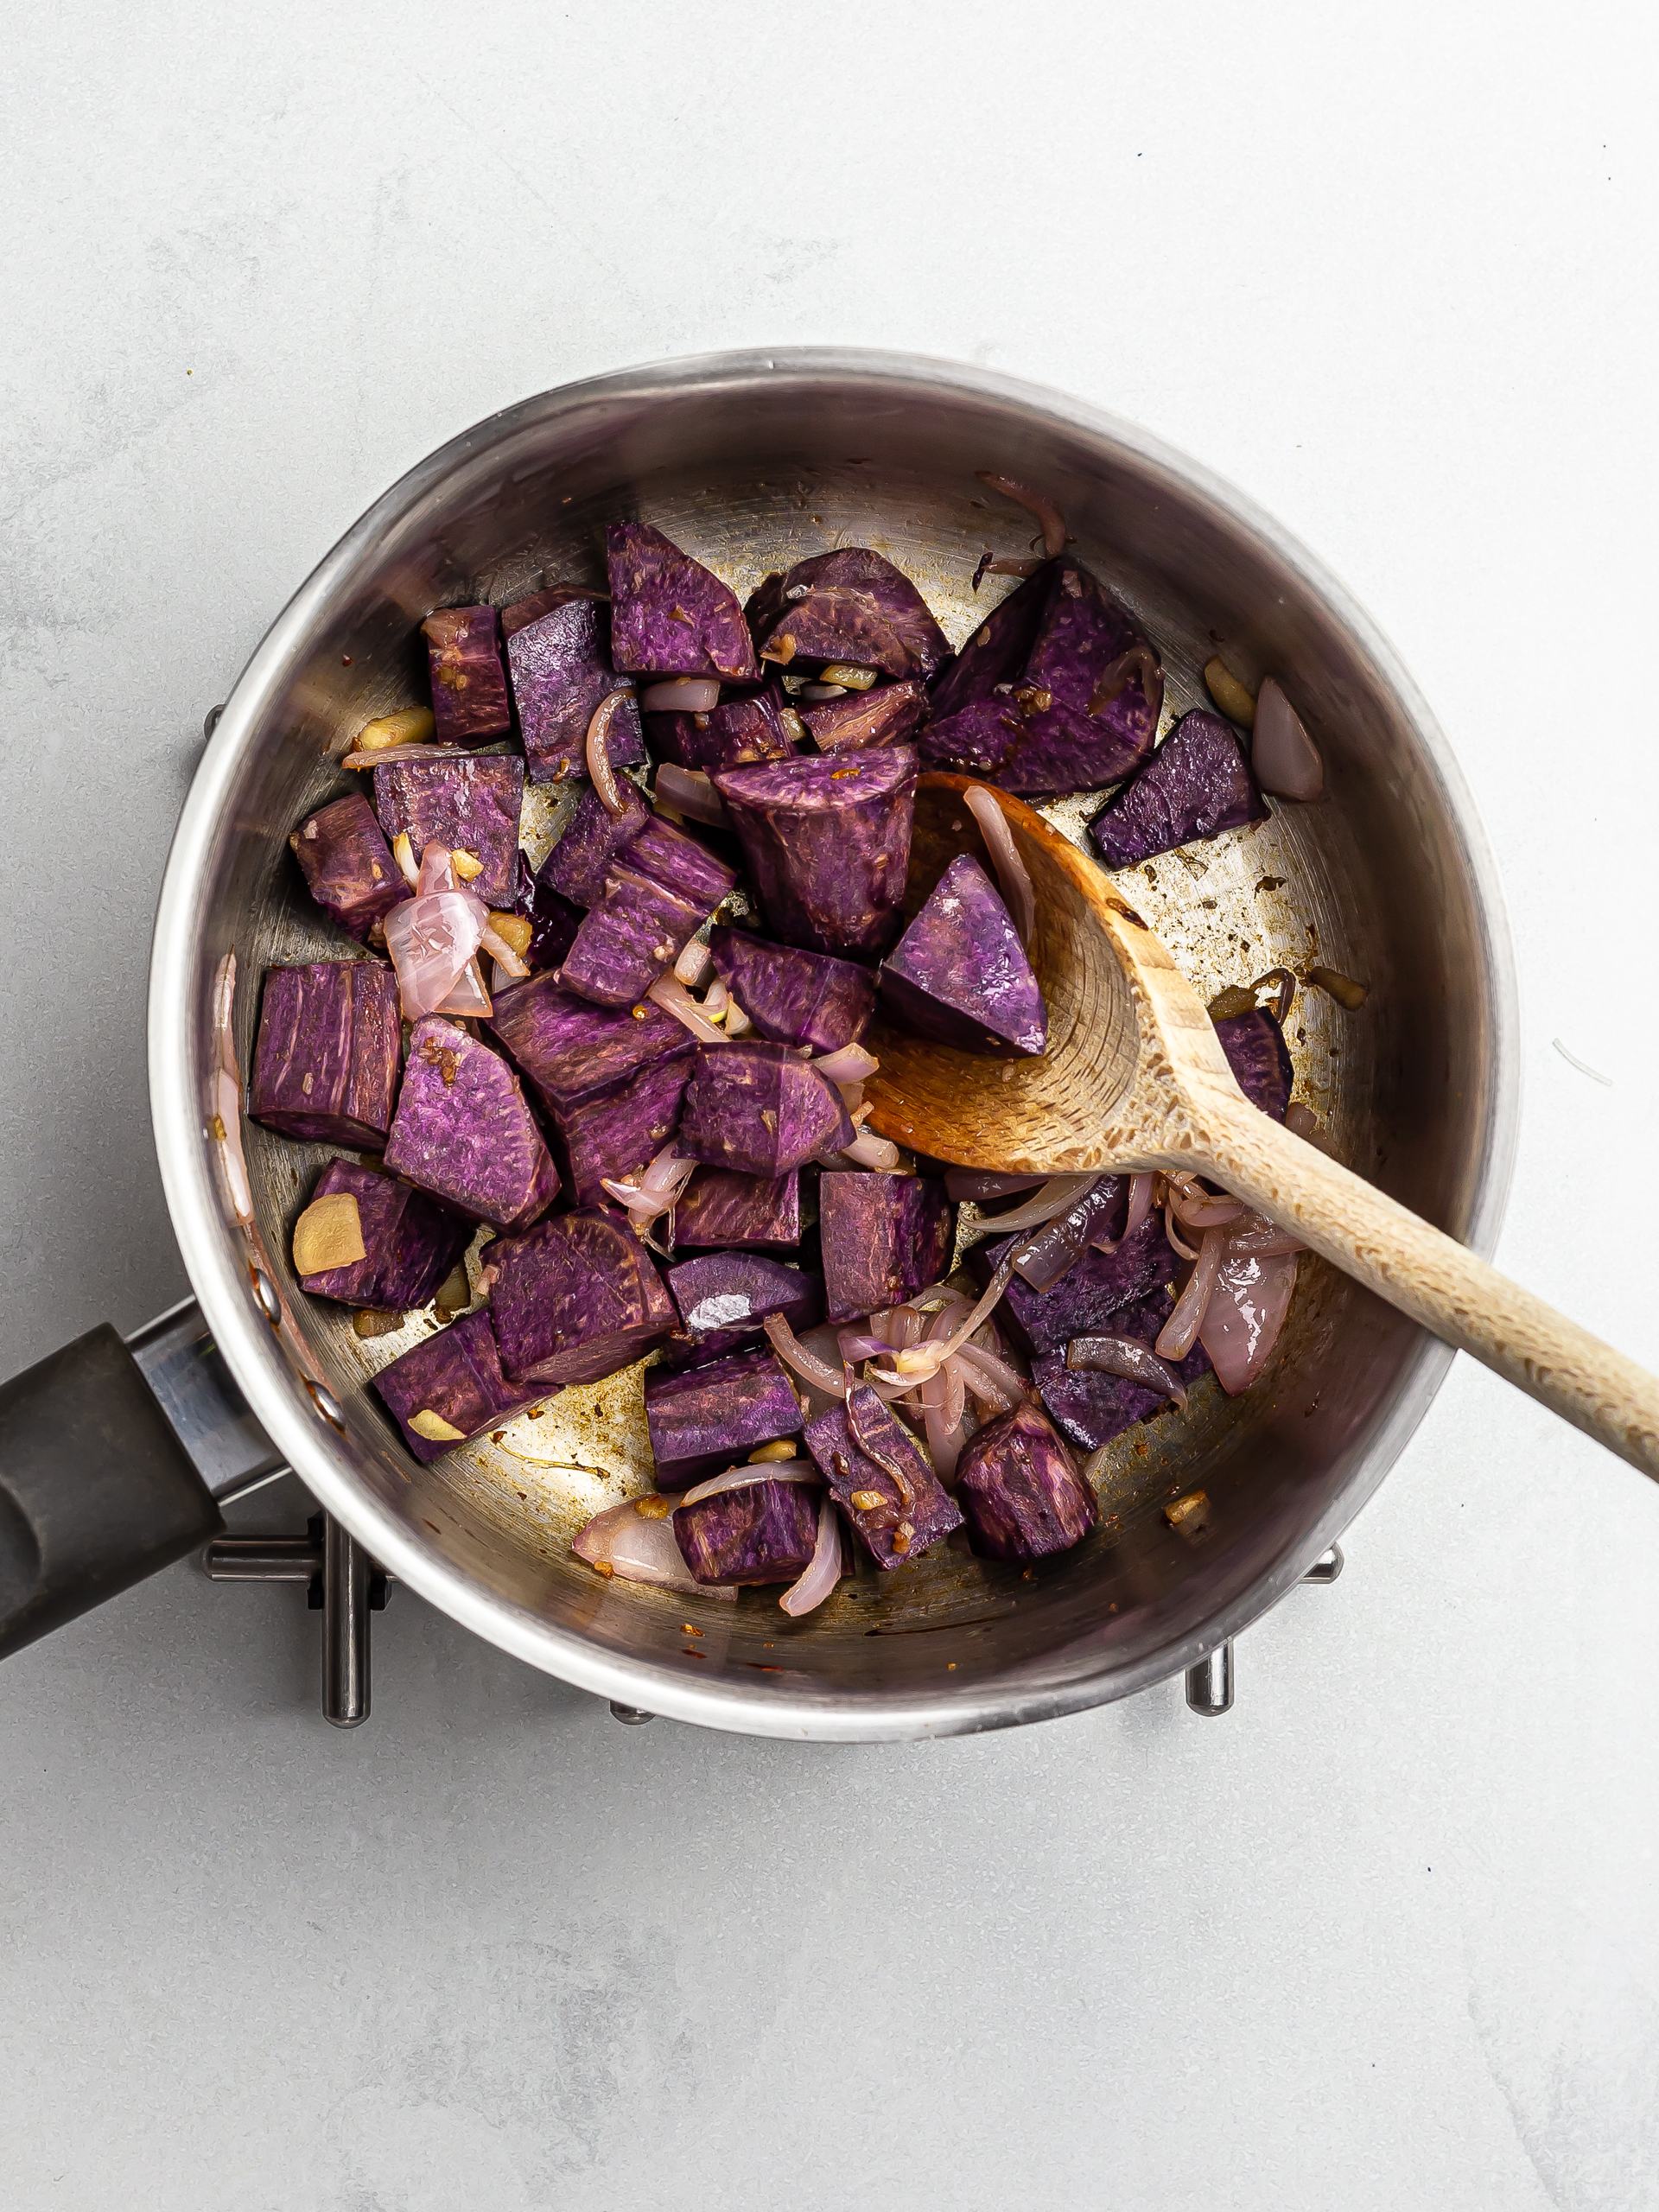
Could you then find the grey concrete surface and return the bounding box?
[3,3,1658,2206]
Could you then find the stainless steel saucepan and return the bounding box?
[0,349,1517,1738]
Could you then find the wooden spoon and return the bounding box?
[865,774,1659,1480]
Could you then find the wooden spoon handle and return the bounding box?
[1193,1095,1659,1480]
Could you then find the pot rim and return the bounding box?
[149,346,1520,1740]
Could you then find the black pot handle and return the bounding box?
[0,1302,285,1660]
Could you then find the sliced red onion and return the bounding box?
[950,1340,1026,1410]
[722,1000,753,1037]
[945,1169,1046,1203]
[780,1491,842,1617]
[385,887,489,1020]
[1224,1218,1307,1259]
[799,683,848,702]
[586,690,634,815]
[391,831,421,888]
[673,937,714,988]
[480,924,530,979]
[765,1313,847,1399]
[573,1497,735,1599]
[842,1130,900,1170]
[964,785,1036,947]
[920,1357,965,1480]
[655,762,730,828]
[1162,1203,1200,1263]
[641,677,721,714]
[646,971,730,1044]
[1123,1171,1156,1242]
[1199,1250,1299,1393]
[977,472,1068,557]
[1168,1185,1245,1231]
[972,550,1046,589]
[1252,679,1325,802]
[871,1249,1021,1389]
[1065,1333,1189,1412]
[1088,645,1165,724]
[678,1460,817,1508]
[434,957,493,1019]
[812,1043,879,1086]
[1156,1230,1224,1361]
[961,1175,1096,1241]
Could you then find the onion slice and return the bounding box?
[1156,1231,1224,1361]
[674,937,714,988]
[962,1175,1096,1241]
[572,1498,735,1599]
[678,1460,817,1508]
[977,472,1067,557]
[480,925,530,979]
[842,1130,900,1170]
[1088,645,1164,723]
[655,763,730,828]
[645,971,730,1044]
[945,1169,1046,1204]
[640,677,721,714]
[780,1491,842,1617]
[972,550,1046,590]
[1123,1171,1156,1243]
[586,690,635,815]
[1065,1333,1189,1411]
[385,887,489,1020]
[812,1043,879,1086]
[964,785,1036,948]
[765,1313,846,1399]
[1252,678,1325,802]
[1199,1250,1299,1394]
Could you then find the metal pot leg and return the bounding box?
[204,1511,391,1728]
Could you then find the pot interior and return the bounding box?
[168,353,1512,1734]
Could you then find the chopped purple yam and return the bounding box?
[969,1210,1179,1357]
[489,1208,678,1388]
[923,559,1160,795]
[677,1044,853,1179]
[558,863,702,1008]
[422,606,512,748]
[372,1311,539,1464]
[535,779,651,908]
[626,813,736,915]
[372,753,524,907]
[747,549,950,680]
[606,522,757,683]
[505,591,646,786]
[250,961,402,1147]
[297,1159,471,1311]
[956,1402,1097,1562]
[818,1172,954,1323]
[556,1044,695,1207]
[671,1478,820,1586]
[384,1016,560,1232]
[664,1253,822,1369]
[878,853,1047,1058]
[647,688,792,772]
[1031,1288,1211,1453]
[486,975,687,1117]
[802,679,929,754]
[645,1345,804,1489]
[708,927,876,1053]
[673,1166,801,1253]
[1090,710,1268,868]
[288,794,403,943]
[711,746,918,957]
[500,582,605,642]
[804,1384,963,1568]
[1212,1007,1293,1121]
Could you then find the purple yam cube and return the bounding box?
[802,680,929,754]
[500,582,604,641]
[818,1172,954,1323]
[422,606,512,747]
[664,1253,823,1368]
[556,1044,695,1206]
[486,974,689,1117]
[969,1210,1179,1357]
[671,1477,821,1586]
[626,814,737,915]
[747,549,950,680]
[384,1017,560,1232]
[298,1159,471,1311]
[924,560,1160,795]
[372,1310,540,1464]
[646,688,792,772]
[879,852,1047,1058]
[606,523,758,683]
[711,747,918,957]
[289,794,403,943]
[250,961,402,1147]
[1090,710,1268,868]
[708,928,876,1053]
[956,1402,1096,1562]
[372,753,524,907]
[1213,1007,1293,1121]
[1031,1287,1211,1454]
[489,1208,679,1388]
[535,779,651,909]
[558,864,703,1008]
[673,1166,801,1253]
[645,1345,804,1489]
[677,1044,853,1179]
[505,591,647,786]
[804,1384,963,1568]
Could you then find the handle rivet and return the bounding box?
[306,1379,346,1432]
[250,1265,281,1326]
